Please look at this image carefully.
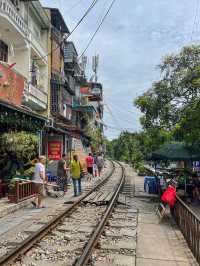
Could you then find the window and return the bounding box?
[31,61,40,87]
[0,41,8,62]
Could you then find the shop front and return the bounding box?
[0,100,46,201]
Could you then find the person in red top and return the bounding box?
[86,153,94,179]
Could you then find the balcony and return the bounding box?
[30,35,48,64]
[88,83,103,101]
[24,84,47,111]
[0,0,28,37]
[72,97,96,113]
[64,42,78,67]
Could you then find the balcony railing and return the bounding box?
[0,0,28,37]
[29,84,47,104]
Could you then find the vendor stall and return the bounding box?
[149,142,200,200]
[0,100,46,200]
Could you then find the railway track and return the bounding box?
[0,161,127,266]
[76,162,137,266]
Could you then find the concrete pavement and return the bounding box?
[129,169,198,266]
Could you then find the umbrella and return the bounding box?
[150,142,200,161]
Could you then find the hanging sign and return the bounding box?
[48,141,62,160]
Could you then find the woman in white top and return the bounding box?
[32,155,46,208]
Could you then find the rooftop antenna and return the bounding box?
[92,54,99,82]
[80,55,87,72]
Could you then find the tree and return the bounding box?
[108,45,200,166]
[135,44,200,144]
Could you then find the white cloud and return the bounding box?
[41,0,199,138]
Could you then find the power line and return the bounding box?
[109,102,136,115]
[104,103,124,131]
[104,124,136,132]
[190,0,200,41]
[34,0,99,63]
[78,0,117,58]
[69,0,99,37]
[66,0,84,13]
[104,110,138,125]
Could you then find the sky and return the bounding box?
[41,0,200,139]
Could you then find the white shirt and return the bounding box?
[33,163,45,183]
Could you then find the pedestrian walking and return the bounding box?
[96,153,104,177]
[56,154,70,194]
[32,155,46,208]
[93,153,98,177]
[70,155,82,197]
[85,153,94,180]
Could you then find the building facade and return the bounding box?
[0,0,49,111]
[0,0,104,165]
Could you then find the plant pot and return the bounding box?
[8,194,17,204]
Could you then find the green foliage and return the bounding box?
[8,178,16,194]
[137,162,146,175]
[85,123,104,153]
[0,132,38,162]
[108,44,200,166]
[0,132,38,179]
[106,132,144,167]
[135,44,200,144]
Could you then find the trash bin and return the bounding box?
[144,176,158,194]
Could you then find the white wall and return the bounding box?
[8,47,30,79]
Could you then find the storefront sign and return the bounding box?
[0,62,25,106]
[48,141,62,160]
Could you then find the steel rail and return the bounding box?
[0,161,115,266]
[75,161,125,266]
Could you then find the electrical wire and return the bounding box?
[78,0,117,59]
[34,0,99,62]
[104,109,138,125]
[104,124,136,131]
[190,0,200,41]
[109,102,136,115]
[104,103,124,131]
[66,0,84,14]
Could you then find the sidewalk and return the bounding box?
[126,168,198,266]
[0,160,111,220]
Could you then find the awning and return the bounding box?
[149,142,200,161]
[72,105,96,113]
[0,100,46,132]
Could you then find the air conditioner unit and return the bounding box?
[45,118,54,127]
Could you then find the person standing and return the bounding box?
[93,153,98,177]
[85,153,94,180]
[70,155,82,197]
[96,153,104,177]
[57,154,70,193]
[32,155,46,208]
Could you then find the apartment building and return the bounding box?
[0,0,49,111]
[0,0,104,162]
